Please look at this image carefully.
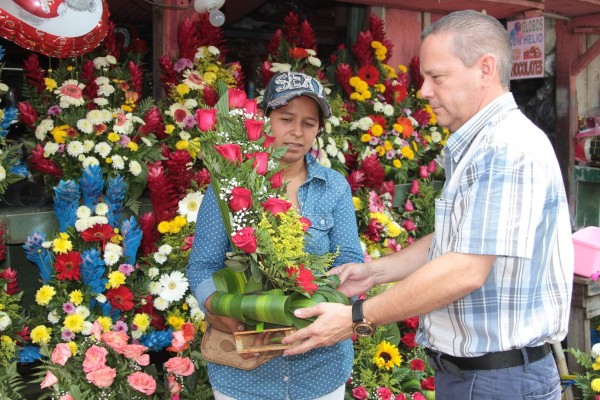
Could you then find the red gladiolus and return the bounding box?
[381,181,395,199]
[413,109,431,127]
[263,135,276,148]
[352,386,368,400]
[244,119,264,141]
[55,251,82,281]
[17,102,38,126]
[17,326,30,343]
[401,332,417,348]
[0,268,20,295]
[286,265,317,294]
[106,286,135,311]
[336,63,354,97]
[231,227,258,254]
[247,152,268,175]
[299,217,311,232]
[421,376,435,391]
[81,224,117,246]
[410,358,426,371]
[262,198,292,216]
[243,99,258,115]
[419,166,429,179]
[215,144,242,164]
[269,171,283,189]
[228,88,247,109]
[140,212,159,257]
[229,187,253,212]
[196,109,217,132]
[410,180,420,195]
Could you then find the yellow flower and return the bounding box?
[127,141,139,151]
[107,132,121,142]
[167,315,185,330]
[1,335,13,344]
[373,340,402,370]
[64,314,85,333]
[383,64,397,79]
[133,313,151,332]
[371,40,383,49]
[51,125,70,144]
[70,290,83,306]
[362,90,372,100]
[375,146,385,157]
[592,378,600,392]
[203,71,217,84]
[45,78,58,92]
[412,141,419,151]
[67,341,78,355]
[383,140,393,151]
[349,77,361,87]
[401,146,415,160]
[392,159,401,168]
[176,140,189,150]
[52,232,73,254]
[371,124,383,137]
[398,64,408,73]
[105,157,113,164]
[31,325,52,345]
[350,92,365,102]
[175,84,190,96]
[36,285,56,306]
[387,221,402,238]
[173,215,187,227]
[355,81,369,94]
[158,221,171,234]
[107,271,126,289]
[96,316,112,332]
[121,105,133,113]
[165,124,176,135]
[425,104,437,125]
[360,133,371,143]
[374,84,386,93]
[352,197,362,211]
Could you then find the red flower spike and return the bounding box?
[193,168,211,189]
[259,61,275,88]
[368,15,394,63]
[409,56,424,90]
[335,63,354,97]
[0,267,20,295]
[22,53,46,94]
[266,30,283,60]
[139,107,166,139]
[299,20,317,50]
[164,149,194,199]
[128,61,143,101]
[352,31,374,67]
[17,102,38,126]
[346,170,366,193]
[283,12,301,46]
[203,85,219,107]
[103,22,119,59]
[106,286,135,311]
[177,18,200,60]
[195,14,227,56]
[159,55,179,97]
[29,144,63,178]
[140,212,160,257]
[147,162,179,222]
[136,295,166,330]
[359,154,385,191]
[55,251,82,281]
[0,223,6,263]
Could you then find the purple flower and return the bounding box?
[174,58,193,73]
[118,263,135,276]
[114,320,129,333]
[385,150,396,160]
[61,330,75,341]
[118,134,131,147]
[183,114,197,129]
[48,105,62,116]
[369,137,380,146]
[62,302,76,314]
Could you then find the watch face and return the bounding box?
[354,323,375,337]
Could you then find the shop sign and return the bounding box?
[508,16,545,80]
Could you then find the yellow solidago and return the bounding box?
[52,232,73,254]
[31,325,52,345]
[261,211,305,265]
[36,285,56,306]
[70,290,83,306]
[107,271,126,289]
[133,313,151,332]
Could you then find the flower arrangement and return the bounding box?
[566,345,600,399]
[348,288,435,400]
[18,27,163,209]
[197,85,348,329]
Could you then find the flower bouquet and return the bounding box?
[197,84,348,345]
[566,346,600,399]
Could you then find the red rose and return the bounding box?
[299,217,311,232]
[106,286,135,311]
[410,358,425,371]
[269,171,283,189]
[401,332,417,348]
[376,387,393,400]
[232,227,258,253]
[403,317,419,329]
[215,144,242,164]
[410,180,420,195]
[352,387,368,400]
[262,198,292,216]
[421,376,435,391]
[247,152,269,175]
[244,99,258,115]
[228,88,247,108]
[263,135,276,148]
[244,119,264,141]
[196,108,217,132]
[229,187,253,212]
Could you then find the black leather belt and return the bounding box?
[425,343,551,372]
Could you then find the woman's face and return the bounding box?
[269,96,321,167]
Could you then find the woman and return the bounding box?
[187,71,363,400]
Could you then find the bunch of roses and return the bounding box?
[197,86,346,328]
[17,47,162,207]
[348,287,435,400]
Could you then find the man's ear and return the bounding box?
[480,54,498,86]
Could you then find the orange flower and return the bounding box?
[395,117,414,139]
[290,47,310,59]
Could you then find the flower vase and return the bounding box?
[233,327,299,354]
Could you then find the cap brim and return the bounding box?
[266,90,331,118]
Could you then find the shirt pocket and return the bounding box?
[433,198,454,255]
[304,213,334,255]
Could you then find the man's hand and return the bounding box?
[281,302,354,356]
[328,262,375,297]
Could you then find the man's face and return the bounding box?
[419,33,485,133]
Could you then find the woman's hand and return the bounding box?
[328,263,375,297]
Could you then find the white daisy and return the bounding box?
[158,244,173,255]
[104,251,120,266]
[93,98,109,106]
[129,160,142,176]
[35,119,54,140]
[95,203,109,216]
[44,142,59,155]
[179,131,191,140]
[95,76,110,86]
[270,62,292,73]
[75,306,90,319]
[41,241,52,249]
[54,79,85,108]
[88,216,109,226]
[148,267,159,279]
[94,142,112,158]
[97,84,115,97]
[179,191,204,223]
[158,271,189,302]
[111,154,125,170]
[106,55,117,65]
[307,56,321,67]
[0,312,11,330]
[83,140,95,152]
[207,45,220,56]
[153,297,170,311]
[95,294,107,303]
[47,310,59,324]
[105,243,123,257]
[113,112,134,134]
[148,281,162,296]
[183,70,204,90]
[67,141,85,157]
[153,253,167,265]
[183,99,198,109]
[383,104,395,117]
[431,130,442,143]
[75,217,91,232]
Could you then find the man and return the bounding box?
[282,10,573,399]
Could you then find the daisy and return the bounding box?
[75,306,90,319]
[0,312,10,330]
[93,98,109,106]
[95,203,109,216]
[153,297,169,311]
[153,253,167,265]
[129,160,142,176]
[82,156,100,168]
[158,244,173,255]
[54,79,85,108]
[35,118,54,140]
[149,281,162,295]
[94,142,112,158]
[44,142,59,155]
[111,154,125,170]
[168,103,191,128]
[148,267,159,279]
[113,112,134,134]
[97,84,115,97]
[47,310,60,324]
[178,191,204,223]
[66,141,85,157]
[158,271,189,302]
[93,57,109,68]
[95,76,110,86]
[183,70,204,90]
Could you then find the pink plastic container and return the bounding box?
[572,226,600,277]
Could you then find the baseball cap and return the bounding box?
[261,71,331,118]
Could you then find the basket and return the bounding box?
[572,226,600,277]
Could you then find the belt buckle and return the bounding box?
[426,351,465,379]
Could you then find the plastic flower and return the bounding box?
[373,340,402,370]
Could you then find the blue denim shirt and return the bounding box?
[187,154,363,400]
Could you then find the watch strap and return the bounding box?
[352,299,366,323]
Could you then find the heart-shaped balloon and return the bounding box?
[0,0,109,58]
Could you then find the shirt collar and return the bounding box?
[445,92,518,164]
[305,153,327,182]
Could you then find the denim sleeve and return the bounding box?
[329,180,364,266]
[186,185,230,312]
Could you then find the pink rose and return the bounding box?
[128,371,157,395]
[164,356,195,376]
[244,98,258,115]
[404,199,414,212]
[410,179,420,194]
[51,343,72,366]
[231,227,258,253]
[402,219,416,232]
[168,374,182,394]
[122,344,150,366]
[83,345,108,373]
[244,119,264,141]
[86,366,116,388]
[299,217,312,232]
[412,393,426,400]
[60,394,75,400]
[91,320,103,341]
[215,144,242,164]
[269,171,284,189]
[419,165,429,178]
[376,387,393,400]
[262,197,292,216]
[101,331,129,353]
[352,386,368,400]
[169,330,187,352]
[196,108,218,132]
[247,152,269,175]
[229,187,253,212]
[228,88,247,108]
[40,370,58,389]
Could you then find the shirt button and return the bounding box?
[320,219,325,225]
[283,376,289,382]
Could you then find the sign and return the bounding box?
[508,16,545,80]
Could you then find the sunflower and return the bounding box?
[373,340,402,370]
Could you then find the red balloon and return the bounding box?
[0,0,110,58]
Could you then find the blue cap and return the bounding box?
[261,72,331,118]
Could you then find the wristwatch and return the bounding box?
[352,299,375,337]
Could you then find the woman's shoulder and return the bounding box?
[306,155,350,189]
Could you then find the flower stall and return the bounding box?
[0,0,598,399]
